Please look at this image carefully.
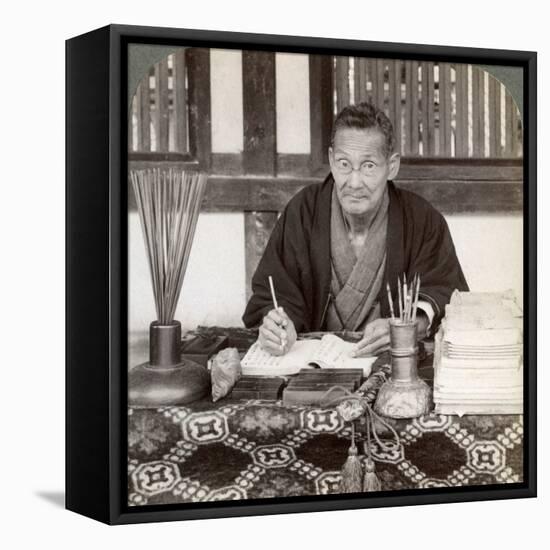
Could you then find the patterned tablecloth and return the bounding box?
[127,399,523,506]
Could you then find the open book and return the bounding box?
[240,333,376,376]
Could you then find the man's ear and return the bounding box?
[388,152,401,180]
[328,146,334,168]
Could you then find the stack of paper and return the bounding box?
[433,290,523,415]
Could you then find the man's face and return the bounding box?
[329,127,400,217]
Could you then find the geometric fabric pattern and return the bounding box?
[128,400,523,506]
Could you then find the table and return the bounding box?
[127,328,523,506]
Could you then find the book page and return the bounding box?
[240,339,320,375]
[310,334,376,376]
[311,334,353,367]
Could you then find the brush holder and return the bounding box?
[128,320,211,407]
[374,320,431,418]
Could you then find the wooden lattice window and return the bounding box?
[333,58,523,159]
[128,48,211,167]
[129,51,189,154]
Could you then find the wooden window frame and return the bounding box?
[128,48,211,170]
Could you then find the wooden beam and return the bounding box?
[173,49,188,154]
[211,152,243,175]
[479,69,486,157]
[396,180,523,213]
[154,58,169,152]
[356,57,368,103]
[511,102,519,157]
[389,60,401,153]
[137,79,151,151]
[277,153,311,176]
[128,93,134,153]
[438,63,451,157]
[335,56,349,111]
[128,159,523,214]
[245,212,279,301]
[376,59,385,112]
[130,158,522,178]
[455,63,469,157]
[472,66,485,157]
[426,62,436,156]
[128,151,195,162]
[443,63,452,156]
[420,62,429,156]
[242,50,276,175]
[241,50,278,305]
[494,80,502,158]
[186,48,211,170]
[309,54,333,172]
[409,61,420,156]
[198,152,315,178]
[366,58,375,104]
[127,175,523,214]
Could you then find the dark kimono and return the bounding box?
[242,174,468,333]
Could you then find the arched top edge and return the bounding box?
[128,44,186,111]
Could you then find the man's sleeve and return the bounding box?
[242,209,310,332]
[416,300,435,336]
[409,207,469,330]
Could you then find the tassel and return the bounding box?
[320,385,401,496]
[339,422,363,493]
[340,442,363,493]
[363,417,381,492]
[363,457,381,492]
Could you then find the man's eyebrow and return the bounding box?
[333,149,379,160]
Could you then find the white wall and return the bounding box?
[276,52,311,154]
[446,213,523,303]
[210,49,244,153]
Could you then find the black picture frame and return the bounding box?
[66,24,537,525]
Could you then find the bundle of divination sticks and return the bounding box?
[130,168,207,325]
[387,273,421,323]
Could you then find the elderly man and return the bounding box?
[243,102,468,357]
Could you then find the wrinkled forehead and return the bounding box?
[331,127,386,157]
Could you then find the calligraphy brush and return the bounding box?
[397,276,403,321]
[386,282,395,320]
[403,273,409,323]
[412,274,421,322]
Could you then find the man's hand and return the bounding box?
[352,318,390,357]
[351,311,430,357]
[258,308,297,356]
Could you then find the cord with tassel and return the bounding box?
[321,386,401,494]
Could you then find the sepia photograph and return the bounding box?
[125,41,526,507]
[4,0,546,541]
